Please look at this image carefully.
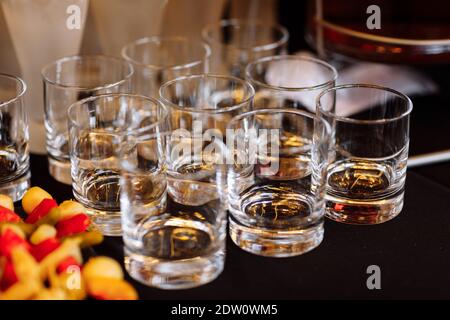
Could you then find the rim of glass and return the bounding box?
[42,55,134,91]
[67,93,168,131]
[316,83,413,124]
[159,74,255,114]
[202,19,289,52]
[121,36,211,71]
[246,55,338,92]
[0,73,27,109]
[227,107,331,135]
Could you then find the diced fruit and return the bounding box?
[1,224,25,239]
[39,239,83,279]
[25,199,58,224]
[0,260,18,290]
[0,206,21,223]
[22,187,53,215]
[58,201,86,220]
[0,280,41,300]
[0,229,30,257]
[57,256,80,274]
[33,208,62,227]
[30,237,60,262]
[82,256,124,282]
[86,277,137,300]
[56,214,90,238]
[30,225,57,245]
[0,195,14,211]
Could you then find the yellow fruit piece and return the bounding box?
[30,224,57,245]
[82,256,124,282]
[86,277,138,300]
[39,239,82,280]
[58,200,86,220]
[0,280,42,300]
[0,194,14,211]
[33,288,67,300]
[1,224,26,239]
[22,187,53,214]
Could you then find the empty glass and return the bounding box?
[137,74,254,288]
[202,19,289,78]
[121,36,210,98]
[227,109,331,257]
[159,74,255,207]
[67,94,159,236]
[42,55,133,184]
[317,84,413,224]
[246,55,338,112]
[0,74,30,201]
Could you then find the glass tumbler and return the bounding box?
[202,19,289,78]
[42,55,133,185]
[227,109,331,257]
[317,84,413,224]
[246,55,338,112]
[67,94,159,236]
[0,74,30,201]
[121,36,210,98]
[136,75,253,289]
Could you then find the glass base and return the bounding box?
[48,158,72,185]
[84,207,122,237]
[325,192,404,225]
[0,172,30,202]
[124,247,225,290]
[229,215,324,258]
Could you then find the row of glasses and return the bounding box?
[23,19,412,290]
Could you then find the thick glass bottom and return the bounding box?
[325,192,404,225]
[0,171,30,202]
[124,246,225,290]
[229,215,324,258]
[48,158,71,185]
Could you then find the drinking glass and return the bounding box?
[316,84,413,224]
[67,94,159,236]
[42,55,133,185]
[121,36,210,97]
[227,109,331,257]
[0,74,30,201]
[246,55,338,112]
[202,19,289,78]
[135,75,253,288]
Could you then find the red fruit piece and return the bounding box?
[0,260,18,290]
[25,199,58,224]
[0,205,21,223]
[56,214,90,238]
[0,229,30,257]
[57,256,80,274]
[30,237,60,262]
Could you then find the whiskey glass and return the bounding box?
[246,55,337,112]
[42,55,133,184]
[159,74,254,207]
[317,84,413,224]
[227,109,331,257]
[121,36,210,97]
[67,94,160,236]
[0,74,30,201]
[135,75,254,288]
[202,19,289,78]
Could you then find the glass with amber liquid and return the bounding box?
[317,84,413,224]
[227,109,331,257]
